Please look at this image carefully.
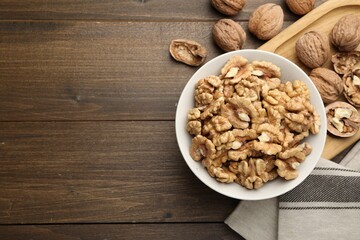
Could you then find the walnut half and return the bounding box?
[326,101,360,137]
[169,39,207,66]
[344,69,360,107]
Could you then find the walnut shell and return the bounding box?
[169,39,207,66]
[211,0,246,16]
[248,3,284,40]
[343,69,360,107]
[326,101,360,137]
[285,0,315,15]
[332,51,360,75]
[330,14,360,52]
[212,19,246,52]
[295,31,330,69]
[309,67,343,104]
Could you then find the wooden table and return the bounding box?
[0,0,328,239]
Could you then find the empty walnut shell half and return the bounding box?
[211,0,246,16]
[295,31,330,69]
[326,101,360,137]
[212,19,246,52]
[330,14,360,52]
[332,51,360,75]
[169,39,207,66]
[344,69,360,108]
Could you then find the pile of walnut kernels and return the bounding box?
[186,56,320,190]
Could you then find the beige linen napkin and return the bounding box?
[225,141,360,240]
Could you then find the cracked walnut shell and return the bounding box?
[332,51,360,75]
[211,0,246,16]
[330,14,360,52]
[285,0,315,16]
[212,19,246,52]
[295,31,330,69]
[169,39,207,66]
[248,3,284,40]
[309,68,343,104]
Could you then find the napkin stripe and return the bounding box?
[280,175,360,202]
[279,206,360,210]
[314,167,359,172]
[279,201,360,208]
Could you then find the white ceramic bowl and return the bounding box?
[175,49,326,200]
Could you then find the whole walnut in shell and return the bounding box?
[330,14,360,52]
[211,0,246,16]
[295,31,330,69]
[309,68,343,104]
[169,39,207,66]
[212,19,246,52]
[248,3,284,40]
[285,0,315,16]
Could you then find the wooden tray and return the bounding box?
[259,0,360,160]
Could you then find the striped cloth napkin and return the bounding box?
[225,141,360,240]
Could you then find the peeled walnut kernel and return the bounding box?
[169,39,207,66]
[309,68,343,104]
[285,0,315,16]
[212,19,246,52]
[295,31,330,69]
[344,69,360,107]
[234,158,274,189]
[211,0,246,16]
[330,15,360,52]
[326,101,360,137]
[275,159,299,180]
[248,3,284,40]
[190,135,216,161]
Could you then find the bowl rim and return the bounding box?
[175,49,327,200]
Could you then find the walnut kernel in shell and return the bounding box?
[332,51,360,75]
[344,69,360,108]
[248,3,284,41]
[326,101,360,137]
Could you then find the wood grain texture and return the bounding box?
[0,224,243,240]
[0,21,294,121]
[0,121,238,224]
[0,0,329,21]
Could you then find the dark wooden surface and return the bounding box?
[0,0,327,239]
